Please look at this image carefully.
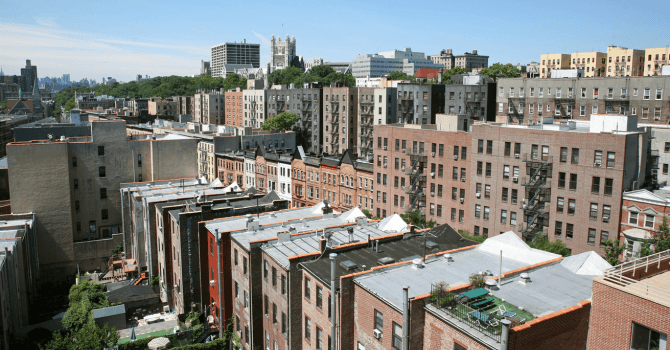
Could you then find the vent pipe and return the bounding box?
[402,286,410,350]
[330,253,337,350]
[347,227,354,243]
[319,235,327,254]
[501,319,511,350]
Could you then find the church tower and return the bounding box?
[269,35,297,73]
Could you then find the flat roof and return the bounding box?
[354,232,562,312]
[168,191,278,221]
[301,224,478,288]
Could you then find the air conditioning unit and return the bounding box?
[453,155,458,160]
[459,198,464,203]
[594,96,599,99]
[431,152,436,157]
[512,176,518,183]
[373,329,382,339]
[461,177,466,182]
[383,146,387,150]
[594,162,601,167]
[476,193,481,198]
[431,192,435,197]
[522,205,528,210]
[401,186,405,190]
[401,167,405,171]
[514,154,520,158]
[402,149,406,153]
[603,216,609,222]
[431,172,435,177]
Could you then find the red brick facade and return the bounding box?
[225,90,244,127]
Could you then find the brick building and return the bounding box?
[267,84,323,154]
[374,122,472,231]
[323,84,358,155]
[589,251,670,350]
[148,97,179,118]
[217,152,245,187]
[194,90,225,125]
[357,87,375,157]
[495,75,670,125]
[352,232,610,350]
[620,187,670,259]
[396,84,445,125]
[470,115,649,255]
[243,89,267,128]
[225,88,244,127]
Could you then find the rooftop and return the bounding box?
[487,114,642,135]
[167,190,277,221]
[301,224,478,288]
[599,249,670,307]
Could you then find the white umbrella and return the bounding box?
[147,337,170,349]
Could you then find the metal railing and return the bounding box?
[602,250,670,303]
[430,284,501,342]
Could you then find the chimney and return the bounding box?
[319,235,327,253]
[277,231,291,243]
[246,214,259,231]
[321,200,334,218]
[347,227,354,243]
[409,224,415,235]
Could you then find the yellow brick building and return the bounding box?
[644,47,670,76]
[570,52,607,77]
[540,53,570,78]
[606,46,644,77]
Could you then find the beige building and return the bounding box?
[606,45,644,77]
[242,89,267,128]
[570,51,607,77]
[148,97,179,118]
[194,91,225,125]
[6,120,198,285]
[540,53,570,78]
[198,140,216,183]
[644,47,670,76]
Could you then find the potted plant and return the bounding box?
[430,281,455,309]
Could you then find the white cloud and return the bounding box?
[0,22,208,80]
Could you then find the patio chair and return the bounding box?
[468,310,499,329]
[493,305,517,319]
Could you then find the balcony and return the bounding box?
[602,249,670,306]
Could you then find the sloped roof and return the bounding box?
[477,231,561,265]
[338,207,366,223]
[561,251,612,276]
[377,214,407,232]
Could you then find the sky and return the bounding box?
[1,0,669,81]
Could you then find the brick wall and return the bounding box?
[260,251,290,350]
[353,283,405,350]
[422,310,491,350]
[230,239,252,348]
[301,269,332,350]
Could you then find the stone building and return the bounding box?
[266,84,323,153]
[194,90,225,125]
[242,89,267,128]
[269,35,298,73]
[428,49,489,72]
[322,84,358,155]
[6,120,198,285]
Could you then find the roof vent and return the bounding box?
[425,241,438,249]
[412,258,423,269]
[288,225,297,234]
[347,227,354,242]
[340,260,358,271]
[485,279,498,291]
[377,257,395,265]
[246,214,259,231]
[519,272,531,285]
[443,253,453,262]
[356,216,368,227]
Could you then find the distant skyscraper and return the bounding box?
[201,60,211,75]
[210,40,260,78]
[62,74,70,84]
[20,60,37,93]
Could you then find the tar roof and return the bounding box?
[206,201,336,240]
[167,191,280,221]
[262,214,409,269]
[301,224,478,288]
[354,232,561,312]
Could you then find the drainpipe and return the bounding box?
[500,319,511,350]
[330,253,337,350]
[216,229,223,338]
[402,286,410,350]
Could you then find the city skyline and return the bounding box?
[2,0,668,81]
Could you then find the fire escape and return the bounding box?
[300,94,313,151]
[553,83,576,119]
[398,91,414,124]
[604,81,630,115]
[360,99,374,157]
[507,93,525,124]
[330,100,340,154]
[405,146,427,214]
[249,99,257,127]
[465,98,482,121]
[520,154,553,241]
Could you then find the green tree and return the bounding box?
[527,236,571,257]
[638,218,670,258]
[0,100,7,110]
[400,211,436,229]
[388,71,416,83]
[261,112,299,131]
[458,230,486,243]
[442,66,468,84]
[479,63,521,81]
[309,65,336,78]
[602,239,627,265]
[267,67,304,86]
[361,209,373,219]
[61,299,91,332]
[322,72,355,87]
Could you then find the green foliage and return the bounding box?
[400,211,436,229]
[261,112,299,131]
[478,63,522,81]
[68,279,110,310]
[322,72,355,87]
[526,236,571,257]
[442,66,468,84]
[430,281,455,307]
[309,65,336,78]
[0,100,7,110]
[267,65,355,88]
[602,239,627,265]
[268,67,304,86]
[638,218,670,258]
[361,209,373,219]
[458,230,487,243]
[468,273,486,290]
[111,242,123,255]
[150,275,160,288]
[388,71,416,83]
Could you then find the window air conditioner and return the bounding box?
[512,176,518,183]
[431,172,435,177]
[603,216,609,222]
[476,193,481,198]
[384,146,387,150]
[461,177,466,182]
[431,192,435,197]
[402,149,406,153]
[431,152,436,157]
[594,162,601,167]
[453,155,458,160]
[373,329,382,339]
[514,154,520,158]
[401,167,406,172]
[459,198,464,203]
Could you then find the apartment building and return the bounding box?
[651,127,670,186]
[278,153,292,204]
[373,122,471,231]
[218,152,245,187]
[266,84,323,154]
[244,150,256,189]
[644,47,670,76]
[174,96,193,116]
[470,115,649,255]
[352,232,609,350]
[444,83,496,122]
[606,45,645,77]
[323,85,358,155]
[396,84,445,125]
[619,187,670,259]
[454,49,489,71]
[351,48,441,78]
[0,214,38,350]
[148,97,179,118]
[211,40,260,78]
[194,91,225,125]
[357,87,375,157]
[243,89,267,128]
[225,88,244,127]
[373,87,398,126]
[198,140,216,183]
[570,51,607,77]
[589,252,670,350]
[7,121,198,284]
[540,53,570,78]
[495,76,670,125]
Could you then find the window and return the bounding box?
[316,286,323,309]
[501,210,507,224]
[137,154,142,167]
[502,188,508,202]
[580,105,585,116]
[571,148,579,164]
[234,249,238,266]
[566,224,574,238]
[72,157,77,167]
[101,209,108,221]
[555,221,563,237]
[243,256,248,276]
[559,147,567,163]
[592,177,601,193]
[511,189,518,204]
[569,174,578,190]
[485,185,491,199]
[646,214,655,228]
[657,88,663,100]
[475,205,481,218]
[504,142,511,157]
[282,312,287,334]
[281,275,286,295]
[461,147,467,160]
[477,161,483,175]
[305,317,311,340]
[644,88,650,100]
[486,140,493,154]
[510,212,517,226]
[244,290,249,308]
[452,187,458,201]
[557,197,564,213]
[607,152,615,168]
[374,310,383,331]
[74,179,78,190]
[478,140,484,153]
[630,322,666,350]
[316,328,323,350]
[392,323,402,350]
[629,211,639,225]
[558,172,566,188]
[100,188,107,199]
[484,206,490,220]
[98,146,105,156]
[588,228,597,244]
[568,199,576,215]
[604,178,613,195]
[486,163,491,177]
[99,166,106,177]
[264,295,269,316]
[590,203,598,220]
[264,260,268,278]
[503,165,510,179]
